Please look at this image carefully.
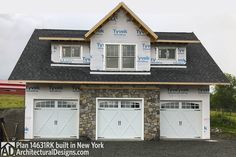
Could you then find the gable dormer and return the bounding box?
[86,2,157,72]
[46,2,191,72]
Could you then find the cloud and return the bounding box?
[0,14,42,79]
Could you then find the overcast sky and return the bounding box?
[0,0,235,80]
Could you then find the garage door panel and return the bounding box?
[97,110,120,138]
[121,110,142,135]
[160,101,202,139]
[160,111,181,138]
[97,99,143,140]
[34,110,57,137]
[120,125,139,138]
[33,99,78,138]
[100,125,119,138]
[57,110,78,137]
[181,111,201,138]
[99,110,119,123]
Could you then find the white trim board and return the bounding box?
[51,64,90,67]
[51,63,186,69]
[151,65,187,68]
[90,71,151,75]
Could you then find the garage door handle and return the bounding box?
[118,121,121,126]
[54,120,58,125]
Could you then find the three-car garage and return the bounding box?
[25,85,210,140]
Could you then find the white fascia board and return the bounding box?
[90,71,151,75]
[151,65,187,68]
[51,63,90,67]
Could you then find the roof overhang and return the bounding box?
[39,37,88,41]
[84,2,158,41]
[155,40,201,44]
[38,37,200,44]
[8,80,230,86]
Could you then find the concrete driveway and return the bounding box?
[89,140,236,157]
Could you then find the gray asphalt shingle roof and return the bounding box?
[9,29,228,84]
[37,29,199,41]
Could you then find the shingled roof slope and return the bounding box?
[9,29,228,84]
[37,29,199,41]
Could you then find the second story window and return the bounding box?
[122,45,135,69]
[106,45,119,69]
[61,45,82,59]
[105,44,136,70]
[158,47,176,60]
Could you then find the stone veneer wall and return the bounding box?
[79,85,160,140]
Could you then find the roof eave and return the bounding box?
[8,80,230,86]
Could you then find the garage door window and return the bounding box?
[99,101,119,108]
[35,100,55,108]
[182,102,199,109]
[98,100,141,109]
[161,102,179,109]
[121,101,140,108]
[58,100,77,108]
[34,99,77,109]
[161,101,201,110]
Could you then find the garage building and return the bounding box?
[9,2,228,140]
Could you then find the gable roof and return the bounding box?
[84,2,158,40]
[9,29,229,85]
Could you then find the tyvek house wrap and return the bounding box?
[90,9,151,71]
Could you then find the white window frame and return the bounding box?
[60,45,83,60]
[104,43,137,71]
[96,97,144,140]
[156,47,178,61]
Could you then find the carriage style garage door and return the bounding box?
[96,98,144,140]
[33,99,78,138]
[160,101,202,139]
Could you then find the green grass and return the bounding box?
[211,111,236,121]
[211,111,236,138]
[0,94,24,109]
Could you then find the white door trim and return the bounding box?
[96,97,144,140]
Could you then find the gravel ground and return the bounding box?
[88,140,236,157]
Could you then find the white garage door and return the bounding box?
[160,101,202,139]
[96,99,143,140]
[33,99,78,138]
